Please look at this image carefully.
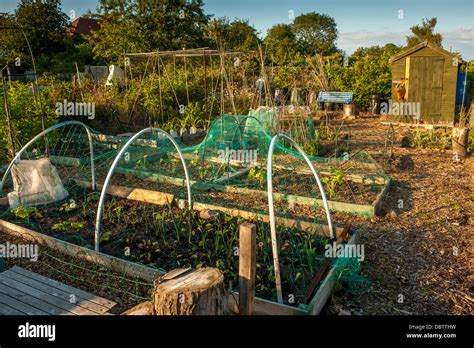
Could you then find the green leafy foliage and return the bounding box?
[52,221,84,232]
[292,12,338,56]
[11,206,40,219]
[330,44,401,108]
[406,17,443,48]
[410,130,451,150]
[89,0,210,64]
[321,168,344,199]
[206,18,260,51]
[303,134,323,156]
[0,76,72,159]
[264,24,300,66]
[468,131,474,153]
[248,167,266,189]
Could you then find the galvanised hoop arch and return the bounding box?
[267,133,334,304]
[0,120,96,192]
[94,127,192,252]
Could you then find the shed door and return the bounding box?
[409,56,444,122]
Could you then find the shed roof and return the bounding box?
[389,40,461,64]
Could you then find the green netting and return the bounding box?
[330,255,372,297]
[0,123,118,247]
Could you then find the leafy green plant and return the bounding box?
[193,160,213,180]
[184,102,206,129]
[113,205,124,224]
[85,192,100,203]
[0,81,58,159]
[134,154,149,170]
[248,167,266,188]
[410,130,451,150]
[467,131,474,153]
[303,137,323,156]
[321,168,344,199]
[52,221,84,232]
[59,201,77,213]
[10,206,41,219]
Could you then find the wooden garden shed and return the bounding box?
[389,41,461,124]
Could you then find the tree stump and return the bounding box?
[121,301,153,315]
[153,268,228,315]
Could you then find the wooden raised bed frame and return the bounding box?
[113,166,391,218]
[50,154,390,217]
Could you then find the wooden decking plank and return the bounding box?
[10,266,116,309]
[0,287,49,315]
[2,270,110,315]
[0,273,98,315]
[0,302,27,315]
[0,277,72,315]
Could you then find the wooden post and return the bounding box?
[239,222,256,315]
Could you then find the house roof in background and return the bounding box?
[69,17,100,36]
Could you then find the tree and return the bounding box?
[264,24,299,65]
[292,12,338,56]
[406,17,443,48]
[90,0,210,64]
[0,1,70,71]
[206,18,260,51]
[15,0,69,61]
[331,44,401,107]
[0,13,24,65]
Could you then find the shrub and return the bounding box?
[0,80,59,160]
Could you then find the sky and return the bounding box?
[1,0,473,59]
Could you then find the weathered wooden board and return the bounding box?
[0,266,117,315]
[75,180,175,206]
[307,232,358,315]
[9,266,115,312]
[0,302,26,315]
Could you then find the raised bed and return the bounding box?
[113,166,390,218]
[0,217,356,316]
[48,152,390,218]
[74,179,343,237]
